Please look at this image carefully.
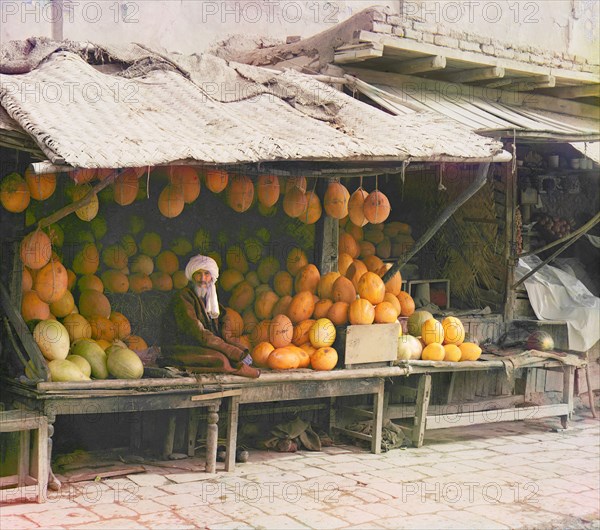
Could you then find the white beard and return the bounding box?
[193,285,208,300]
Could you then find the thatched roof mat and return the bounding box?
[0,41,505,168]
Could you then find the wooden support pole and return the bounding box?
[371,379,384,454]
[504,75,556,91]
[205,404,219,474]
[545,84,600,99]
[393,55,446,75]
[225,395,239,472]
[412,374,431,448]
[383,162,490,283]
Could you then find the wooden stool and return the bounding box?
[0,410,49,503]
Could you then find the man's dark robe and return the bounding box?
[159,286,259,378]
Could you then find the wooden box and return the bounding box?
[333,323,399,368]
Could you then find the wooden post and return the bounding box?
[315,177,339,274]
[187,409,200,457]
[561,366,574,429]
[129,412,142,454]
[205,404,219,474]
[34,417,49,503]
[225,395,239,472]
[412,374,432,448]
[162,415,176,460]
[371,379,384,454]
[504,155,517,322]
[384,163,491,282]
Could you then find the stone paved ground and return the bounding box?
[1,412,599,529]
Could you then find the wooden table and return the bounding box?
[390,356,577,447]
[3,376,224,489]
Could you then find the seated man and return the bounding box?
[159,254,260,378]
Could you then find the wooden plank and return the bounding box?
[392,55,446,75]
[65,466,146,484]
[545,84,600,99]
[358,30,599,84]
[345,67,599,120]
[333,426,372,442]
[340,406,374,418]
[393,386,418,400]
[225,395,239,472]
[191,390,242,401]
[503,75,556,91]
[18,430,30,487]
[343,323,398,365]
[425,404,569,430]
[0,283,50,380]
[444,67,505,83]
[372,379,384,454]
[334,43,383,64]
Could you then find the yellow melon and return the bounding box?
[459,342,482,361]
[442,317,465,346]
[421,319,444,345]
[443,344,461,362]
[101,270,129,294]
[422,343,445,361]
[309,318,336,348]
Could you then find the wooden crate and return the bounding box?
[333,323,399,368]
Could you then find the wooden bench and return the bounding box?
[388,355,579,447]
[0,410,48,503]
[3,376,225,488]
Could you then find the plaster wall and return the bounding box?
[1,1,597,63]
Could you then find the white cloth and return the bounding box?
[185,255,220,318]
[516,256,600,352]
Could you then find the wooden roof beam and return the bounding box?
[443,67,505,84]
[334,42,383,64]
[392,55,446,75]
[503,75,556,91]
[544,84,600,99]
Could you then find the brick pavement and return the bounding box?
[1,413,598,529]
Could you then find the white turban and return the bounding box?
[185,255,220,318]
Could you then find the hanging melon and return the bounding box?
[282,176,307,194]
[169,166,201,204]
[205,169,228,193]
[363,190,391,224]
[0,173,30,213]
[257,174,280,208]
[283,187,307,218]
[324,182,350,219]
[227,175,254,213]
[72,184,99,221]
[25,167,56,201]
[299,191,322,224]
[20,230,52,270]
[113,169,140,206]
[348,188,369,227]
[158,184,185,218]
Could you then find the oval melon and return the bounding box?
[71,339,109,379]
[48,359,90,382]
[33,319,70,360]
[407,310,433,336]
[65,355,92,377]
[107,347,144,379]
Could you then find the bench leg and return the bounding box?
[162,415,177,459]
[187,409,201,457]
[561,366,574,429]
[205,404,219,474]
[412,374,432,448]
[129,412,143,454]
[225,396,239,472]
[34,419,48,503]
[18,429,30,488]
[371,379,384,454]
[46,418,60,491]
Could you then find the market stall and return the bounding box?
[3,39,578,497]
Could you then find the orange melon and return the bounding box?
[257,174,280,208]
[88,315,116,342]
[283,187,307,218]
[254,290,279,320]
[150,272,173,291]
[359,241,376,258]
[25,168,56,201]
[49,290,75,318]
[377,237,392,259]
[267,347,300,370]
[338,232,359,258]
[101,270,129,294]
[383,292,401,315]
[422,343,445,361]
[398,291,416,317]
[222,308,244,338]
[250,320,270,345]
[156,251,179,275]
[286,248,308,277]
[251,342,275,368]
[273,294,292,317]
[22,268,33,292]
[287,291,315,324]
[79,289,111,319]
[220,269,245,292]
[243,309,259,335]
[113,169,140,206]
[318,272,341,300]
[62,313,92,342]
[20,230,52,270]
[169,166,201,204]
[126,335,149,351]
[273,271,293,297]
[292,319,315,346]
[363,190,391,224]
[294,264,320,294]
[226,245,250,274]
[205,169,229,193]
[363,255,384,273]
[33,260,68,303]
[337,253,354,276]
[269,314,294,348]
[349,298,375,325]
[229,281,255,313]
[66,269,76,291]
[330,276,356,305]
[327,301,349,326]
[158,184,185,218]
[357,271,385,305]
[346,260,368,290]
[172,270,188,290]
[110,311,132,340]
[311,346,338,371]
[348,188,369,227]
[299,191,321,224]
[1,173,30,213]
[323,182,349,219]
[256,256,279,283]
[282,176,307,194]
[379,264,402,297]
[129,273,153,293]
[227,175,254,213]
[374,301,399,323]
[21,290,50,321]
[291,345,311,368]
[312,299,333,320]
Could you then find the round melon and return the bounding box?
[20,230,52,270]
[407,310,433,336]
[269,314,294,348]
[107,347,144,379]
[309,318,336,348]
[130,254,154,275]
[140,233,162,257]
[125,335,149,351]
[72,243,100,275]
[101,270,129,294]
[79,289,111,319]
[33,260,68,304]
[62,313,92,342]
[49,289,75,318]
[33,319,70,360]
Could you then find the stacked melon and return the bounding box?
[399,311,481,362]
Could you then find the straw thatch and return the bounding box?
[0,40,504,168]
